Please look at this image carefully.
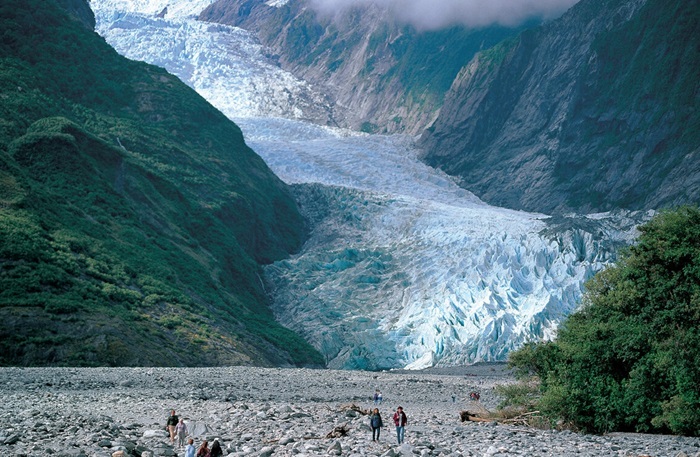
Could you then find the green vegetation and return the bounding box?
[478,36,519,71]
[382,25,520,104]
[508,207,700,436]
[0,0,323,367]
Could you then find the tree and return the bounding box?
[509,206,700,436]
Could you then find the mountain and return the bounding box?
[91,0,651,370]
[419,0,700,214]
[0,0,323,367]
[198,0,525,134]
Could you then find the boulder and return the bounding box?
[143,430,168,438]
[187,421,212,437]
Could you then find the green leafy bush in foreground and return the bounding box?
[509,206,700,436]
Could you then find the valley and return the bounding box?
[91,0,646,369]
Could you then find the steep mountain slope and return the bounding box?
[199,0,523,134]
[91,0,650,369]
[420,0,700,214]
[0,0,322,366]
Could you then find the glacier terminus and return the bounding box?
[91,0,648,370]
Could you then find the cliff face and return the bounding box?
[199,0,522,134]
[420,0,700,214]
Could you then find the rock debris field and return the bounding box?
[1,365,698,457]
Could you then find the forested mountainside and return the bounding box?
[199,0,524,134]
[0,0,323,367]
[420,0,700,214]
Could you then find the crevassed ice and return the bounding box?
[93,5,331,120]
[91,0,216,19]
[91,0,643,370]
[266,0,290,6]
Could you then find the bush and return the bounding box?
[509,206,700,436]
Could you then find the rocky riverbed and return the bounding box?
[1,366,698,457]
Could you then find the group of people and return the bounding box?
[368,406,408,444]
[166,410,224,457]
[167,402,411,452]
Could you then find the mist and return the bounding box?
[308,0,581,30]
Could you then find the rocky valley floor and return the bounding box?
[1,366,698,457]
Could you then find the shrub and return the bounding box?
[509,206,700,436]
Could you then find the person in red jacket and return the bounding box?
[392,406,407,444]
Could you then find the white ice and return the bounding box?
[91,0,642,369]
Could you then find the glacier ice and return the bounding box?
[92,0,334,122]
[91,0,648,370]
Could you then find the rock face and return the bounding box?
[199,0,523,134]
[420,0,700,214]
[2,367,699,457]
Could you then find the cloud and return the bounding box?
[308,0,581,30]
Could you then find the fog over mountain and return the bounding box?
[92,0,648,369]
[308,0,581,29]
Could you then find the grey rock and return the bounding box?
[3,434,20,445]
[2,366,700,457]
[327,441,342,455]
[188,421,212,437]
[54,449,87,457]
[151,444,177,456]
[259,446,275,457]
[420,0,700,215]
[143,430,168,439]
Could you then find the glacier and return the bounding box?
[91,0,647,370]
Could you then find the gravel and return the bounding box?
[0,366,698,457]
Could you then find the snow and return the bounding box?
[91,0,215,19]
[91,0,644,369]
[92,1,333,120]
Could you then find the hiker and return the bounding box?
[209,439,223,457]
[196,440,210,457]
[165,410,179,443]
[175,418,188,448]
[393,406,407,444]
[185,438,196,457]
[369,408,383,441]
